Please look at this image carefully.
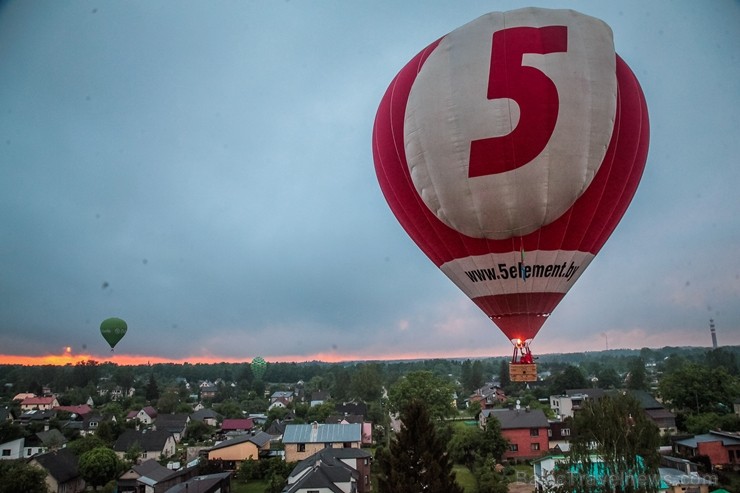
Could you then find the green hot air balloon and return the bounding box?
[100,317,127,351]
[251,356,267,381]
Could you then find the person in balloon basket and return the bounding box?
[520,347,534,365]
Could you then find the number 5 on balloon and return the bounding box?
[469,25,568,178]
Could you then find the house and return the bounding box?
[113,429,177,462]
[283,422,362,463]
[206,431,272,469]
[265,420,287,441]
[549,388,606,420]
[469,384,507,409]
[547,419,572,452]
[79,414,116,436]
[117,458,176,493]
[480,408,549,461]
[310,390,331,407]
[164,472,231,493]
[271,390,294,403]
[138,406,158,425]
[220,418,254,435]
[109,386,135,401]
[533,454,715,493]
[0,431,62,460]
[154,413,190,442]
[13,392,36,402]
[335,401,368,418]
[672,430,740,468]
[28,448,85,493]
[36,429,67,450]
[200,385,218,400]
[629,390,677,435]
[20,396,59,411]
[54,404,92,417]
[0,438,26,460]
[286,448,373,493]
[19,409,56,429]
[190,408,222,427]
[117,458,201,493]
[268,396,291,411]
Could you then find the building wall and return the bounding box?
[0,438,24,460]
[208,441,259,461]
[502,427,549,461]
[285,442,360,463]
[696,441,728,466]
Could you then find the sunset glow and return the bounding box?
[0,348,507,367]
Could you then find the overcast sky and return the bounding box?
[1,1,738,365]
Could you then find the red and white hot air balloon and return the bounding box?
[372,8,648,381]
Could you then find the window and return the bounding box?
[1,449,10,457]
[509,444,518,452]
[297,444,306,452]
[324,443,332,449]
[343,442,352,448]
[530,428,539,437]
[547,429,552,437]
[562,428,570,436]
[530,443,540,451]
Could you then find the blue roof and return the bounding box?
[283,423,361,444]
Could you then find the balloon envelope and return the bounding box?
[251,356,267,380]
[372,8,648,343]
[100,317,127,350]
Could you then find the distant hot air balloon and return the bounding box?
[100,317,127,352]
[372,8,648,381]
[251,356,267,381]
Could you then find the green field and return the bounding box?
[231,479,269,493]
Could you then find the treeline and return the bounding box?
[1,345,737,408]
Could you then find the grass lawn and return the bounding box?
[453,464,477,492]
[231,479,269,493]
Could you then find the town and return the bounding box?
[0,345,738,492]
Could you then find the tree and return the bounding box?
[68,434,107,456]
[595,366,622,389]
[625,357,649,391]
[498,359,511,390]
[79,446,123,490]
[156,390,180,414]
[388,370,456,421]
[144,373,159,401]
[548,365,588,395]
[659,362,739,413]
[376,400,463,493]
[0,460,48,493]
[186,420,213,443]
[480,416,509,462]
[558,393,660,493]
[350,363,383,402]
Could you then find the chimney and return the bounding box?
[710,319,718,349]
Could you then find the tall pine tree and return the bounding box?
[376,399,464,493]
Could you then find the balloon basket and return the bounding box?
[509,363,537,382]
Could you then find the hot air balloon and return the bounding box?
[100,317,127,352]
[251,356,267,381]
[372,8,648,381]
